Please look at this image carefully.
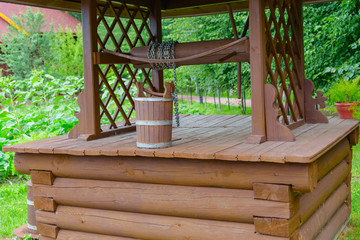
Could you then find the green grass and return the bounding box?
[0,176,29,238]
[178,100,251,116]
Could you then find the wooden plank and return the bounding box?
[30,170,54,185]
[348,126,359,146]
[34,196,57,212]
[254,215,300,237]
[314,204,350,240]
[317,138,350,180]
[15,153,317,192]
[299,159,350,223]
[299,183,349,239]
[247,0,266,144]
[2,135,67,153]
[253,183,297,202]
[36,206,288,240]
[37,222,59,238]
[33,178,293,222]
[57,230,139,240]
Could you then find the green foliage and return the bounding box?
[0,8,83,80]
[44,26,84,78]
[0,178,28,237]
[327,76,360,103]
[0,8,54,79]
[0,72,81,181]
[303,0,360,89]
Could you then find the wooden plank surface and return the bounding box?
[3,115,359,164]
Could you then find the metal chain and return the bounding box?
[147,41,180,127]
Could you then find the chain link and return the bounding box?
[147,41,180,127]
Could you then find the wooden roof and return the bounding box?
[4,115,359,164]
[0,0,341,18]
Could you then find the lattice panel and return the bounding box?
[96,0,155,129]
[264,0,304,125]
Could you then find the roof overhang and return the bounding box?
[0,0,341,18]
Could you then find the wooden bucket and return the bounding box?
[134,81,174,149]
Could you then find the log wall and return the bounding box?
[15,130,358,239]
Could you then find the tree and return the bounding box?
[0,8,54,79]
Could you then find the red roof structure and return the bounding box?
[0,2,80,39]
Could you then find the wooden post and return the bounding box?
[149,0,164,93]
[247,0,266,144]
[69,0,101,139]
[293,0,305,118]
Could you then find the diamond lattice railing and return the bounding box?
[96,0,155,130]
[264,0,304,125]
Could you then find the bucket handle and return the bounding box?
[133,79,175,99]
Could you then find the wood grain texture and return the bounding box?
[254,215,300,237]
[32,178,294,222]
[37,222,59,238]
[33,196,57,212]
[316,138,350,180]
[348,127,359,146]
[30,170,54,185]
[36,206,288,240]
[57,230,139,240]
[314,204,350,240]
[299,183,349,239]
[38,236,55,240]
[16,153,317,193]
[5,116,359,164]
[253,183,296,202]
[299,159,350,223]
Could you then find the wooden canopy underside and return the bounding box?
[0,0,340,18]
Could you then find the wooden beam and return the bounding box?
[34,196,57,212]
[254,215,300,237]
[16,153,318,193]
[253,183,297,203]
[30,170,54,185]
[36,205,287,240]
[32,178,294,222]
[149,0,164,93]
[37,223,59,239]
[57,230,139,240]
[247,0,266,143]
[69,0,101,139]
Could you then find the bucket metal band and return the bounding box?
[137,142,172,149]
[136,120,173,126]
[27,223,37,231]
[134,97,173,102]
[27,199,34,206]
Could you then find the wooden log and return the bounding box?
[299,160,350,223]
[36,206,288,240]
[348,127,359,146]
[254,215,300,237]
[128,38,250,68]
[299,183,349,239]
[316,138,350,180]
[253,183,297,202]
[37,222,59,238]
[57,230,139,240]
[30,170,54,185]
[33,178,294,222]
[34,196,57,212]
[15,153,317,192]
[314,204,350,240]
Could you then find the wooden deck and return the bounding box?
[3,115,359,163]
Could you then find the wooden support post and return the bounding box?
[149,0,164,93]
[69,0,101,139]
[292,0,305,118]
[253,182,300,238]
[247,0,266,143]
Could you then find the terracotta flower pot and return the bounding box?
[335,102,356,119]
